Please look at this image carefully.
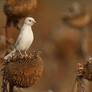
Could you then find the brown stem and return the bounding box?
[9,83,13,92]
[80,27,89,61]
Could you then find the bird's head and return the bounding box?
[24,17,36,26]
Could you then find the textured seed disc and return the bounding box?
[77,58,92,81]
[3,52,44,88]
[83,60,92,81]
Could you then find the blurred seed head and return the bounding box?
[62,2,91,28]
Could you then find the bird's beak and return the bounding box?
[33,20,36,24]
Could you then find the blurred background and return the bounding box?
[0,0,92,92]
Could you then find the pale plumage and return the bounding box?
[4,17,36,60]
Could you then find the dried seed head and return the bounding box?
[83,60,92,81]
[77,63,84,78]
[62,2,91,28]
[3,51,44,88]
[76,58,92,81]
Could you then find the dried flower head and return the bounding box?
[2,51,44,91]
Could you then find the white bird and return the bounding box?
[4,17,36,60]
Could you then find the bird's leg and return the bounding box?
[24,51,28,57]
[18,50,24,57]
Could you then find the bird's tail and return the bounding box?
[4,49,16,60]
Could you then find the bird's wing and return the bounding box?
[14,28,23,49]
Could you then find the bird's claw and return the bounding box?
[25,52,28,57]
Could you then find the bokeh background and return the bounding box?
[0,0,92,92]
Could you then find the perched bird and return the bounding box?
[4,17,36,60]
[3,0,37,44]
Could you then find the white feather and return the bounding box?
[4,17,35,60]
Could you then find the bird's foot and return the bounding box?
[18,50,24,58]
[24,51,28,57]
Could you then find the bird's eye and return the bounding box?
[29,20,32,22]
